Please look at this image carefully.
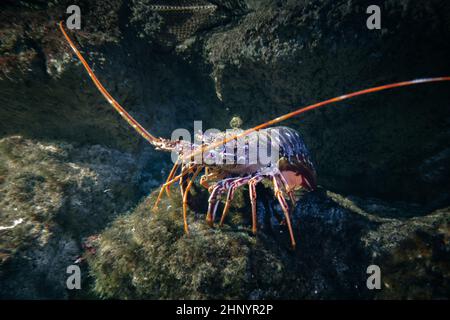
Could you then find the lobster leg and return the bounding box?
[179,164,199,199]
[181,166,203,235]
[152,161,180,211]
[273,176,296,249]
[205,178,236,226]
[152,164,193,211]
[278,173,297,209]
[248,176,263,234]
[164,161,181,198]
[199,167,210,189]
[200,170,227,191]
[206,185,225,226]
[219,187,234,226]
[219,176,252,226]
[179,165,188,197]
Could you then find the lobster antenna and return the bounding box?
[185,76,450,161]
[59,21,161,145]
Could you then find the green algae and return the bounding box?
[87,189,303,299]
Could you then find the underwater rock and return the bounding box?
[0,0,225,165]
[0,0,449,300]
[0,136,143,299]
[195,0,450,205]
[2,0,449,205]
[87,186,449,299]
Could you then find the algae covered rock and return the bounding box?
[0,136,142,298]
[87,186,450,299]
[198,0,450,205]
[0,0,449,300]
[363,207,450,299]
[87,190,298,299]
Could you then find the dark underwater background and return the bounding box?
[0,0,449,299]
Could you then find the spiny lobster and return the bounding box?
[59,22,450,248]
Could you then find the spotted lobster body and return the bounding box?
[59,21,450,248]
[273,126,317,192]
[190,126,317,248]
[200,126,317,192]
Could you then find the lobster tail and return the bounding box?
[59,21,166,148]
